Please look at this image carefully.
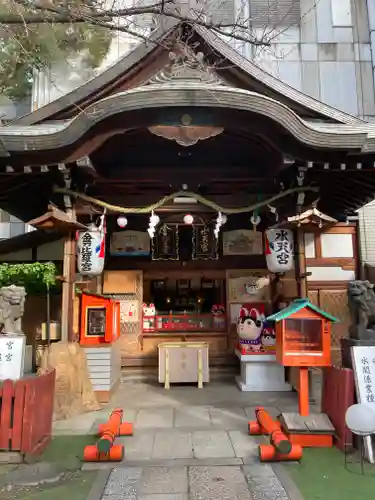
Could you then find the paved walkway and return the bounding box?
[52,381,310,499]
[95,463,300,500]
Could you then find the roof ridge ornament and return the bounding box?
[148,45,227,86]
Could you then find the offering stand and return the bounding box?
[267,299,338,447]
[79,292,121,403]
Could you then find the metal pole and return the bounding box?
[46,283,51,346]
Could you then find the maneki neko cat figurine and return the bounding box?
[142,303,156,331]
[237,306,265,353]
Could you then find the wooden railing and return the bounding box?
[0,370,55,457]
[142,313,227,333]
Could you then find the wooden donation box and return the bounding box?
[79,292,121,403]
[158,342,209,389]
[267,299,338,447]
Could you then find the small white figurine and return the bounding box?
[142,303,156,331]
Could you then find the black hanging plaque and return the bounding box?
[86,307,106,336]
[152,225,179,260]
[192,224,218,260]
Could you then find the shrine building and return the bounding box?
[0,20,374,397]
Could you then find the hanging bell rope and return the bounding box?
[54,186,319,215]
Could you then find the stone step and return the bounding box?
[120,365,238,384]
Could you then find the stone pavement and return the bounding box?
[60,382,308,500]
[53,380,316,437]
[94,464,300,500]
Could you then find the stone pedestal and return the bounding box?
[341,338,375,368]
[235,350,291,392]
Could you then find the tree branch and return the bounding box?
[3,0,269,46]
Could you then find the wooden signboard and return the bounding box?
[110,231,150,256]
[228,275,270,303]
[192,225,218,260]
[152,225,179,260]
[351,346,375,463]
[223,230,263,255]
[0,335,25,380]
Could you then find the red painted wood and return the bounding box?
[11,379,26,450]
[0,380,14,450]
[21,378,36,454]
[22,370,55,455]
[322,367,354,451]
[142,313,227,333]
[0,370,55,455]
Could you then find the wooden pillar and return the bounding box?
[289,227,309,391]
[297,227,307,297]
[61,206,77,342]
[298,367,310,417]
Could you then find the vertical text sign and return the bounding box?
[351,346,375,406]
[0,335,25,380]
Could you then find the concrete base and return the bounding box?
[235,350,291,392]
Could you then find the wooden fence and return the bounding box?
[0,370,55,456]
[322,366,354,451]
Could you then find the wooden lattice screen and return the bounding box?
[308,289,350,367]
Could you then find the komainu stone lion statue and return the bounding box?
[348,280,375,340]
[0,285,26,335]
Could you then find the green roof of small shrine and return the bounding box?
[266,299,339,323]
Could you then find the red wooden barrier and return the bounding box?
[322,366,354,451]
[0,370,55,456]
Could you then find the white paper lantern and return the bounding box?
[117,216,128,228]
[265,228,294,273]
[345,404,375,435]
[183,214,194,225]
[77,229,105,276]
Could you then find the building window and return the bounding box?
[331,0,352,27]
[10,222,25,238]
[0,210,11,223]
[0,223,11,240]
[249,0,301,27]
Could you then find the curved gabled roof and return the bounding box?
[13,20,363,127]
[2,84,375,157]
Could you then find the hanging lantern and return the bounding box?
[117,216,128,228]
[183,214,194,225]
[77,224,105,276]
[265,228,294,273]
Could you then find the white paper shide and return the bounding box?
[0,334,26,380]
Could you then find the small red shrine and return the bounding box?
[268,298,337,369]
[80,292,120,346]
[79,292,121,403]
[267,300,339,447]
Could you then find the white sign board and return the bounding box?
[351,346,375,462]
[0,334,26,380]
[351,346,375,406]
